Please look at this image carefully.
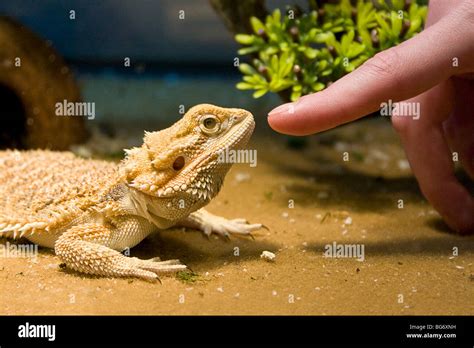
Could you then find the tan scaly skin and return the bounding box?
[0,104,262,281]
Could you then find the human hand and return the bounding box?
[267,0,474,234]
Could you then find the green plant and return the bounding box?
[176,271,201,284]
[235,0,428,101]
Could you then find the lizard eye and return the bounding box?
[200,115,220,134]
[172,156,185,171]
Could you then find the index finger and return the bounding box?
[267,1,472,136]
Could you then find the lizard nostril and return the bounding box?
[172,156,185,171]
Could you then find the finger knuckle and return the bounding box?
[362,48,403,84]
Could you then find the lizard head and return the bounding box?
[120,104,255,221]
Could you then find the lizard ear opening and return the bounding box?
[172,156,185,171]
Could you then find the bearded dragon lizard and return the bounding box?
[0,104,262,281]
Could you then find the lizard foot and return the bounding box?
[131,257,187,281]
[180,209,265,240]
[55,223,187,281]
[201,216,263,239]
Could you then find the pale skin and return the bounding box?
[268,0,474,234]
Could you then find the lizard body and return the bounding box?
[0,104,261,280]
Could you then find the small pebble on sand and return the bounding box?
[397,159,410,170]
[234,172,251,183]
[260,251,276,262]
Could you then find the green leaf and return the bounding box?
[238,46,259,55]
[329,26,345,33]
[325,32,337,47]
[268,32,279,42]
[340,0,352,18]
[235,34,255,45]
[264,46,279,55]
[321,69,332,76]
[347,43,365,58]
[341,30,355,53]
[278,79,295,90]
[359,28,373,48]
[238,63,257,75]
[270,55,279,75]
[318,60,328,70]
[312,82,325,91]
[279,52,294,78]
[351,55,369,68]
[272,8,281,23]
[304,47,318,59]
[391,11,402,37]
[391,0,405,11]
[269,77,293,92]
[250,17,265,35]
[253,89,268,98]
[307,28,319,42]
[236,82,254,90]
[243,74,265,84]
[375,13,391,34]
[290,90,302,101]
[357,0,376,31]
[315,32,331,44]
[406,18,421,37]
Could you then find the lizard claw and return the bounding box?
[185,210,265,241]
[132,257,188,281]
[202,217,264,239]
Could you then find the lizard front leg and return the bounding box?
[178,208,263,239]
[55,223,186,281]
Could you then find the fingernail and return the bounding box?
[268,102,294,117]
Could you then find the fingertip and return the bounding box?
[266,113,283,132]
[267,104,300,135]
[445,202,474,235]
[426,184,474,235]
[267,94,331,135]
[267,112,288,133]
[267,112,311,136]
[267,102,297,134]
[267,102,295,117]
